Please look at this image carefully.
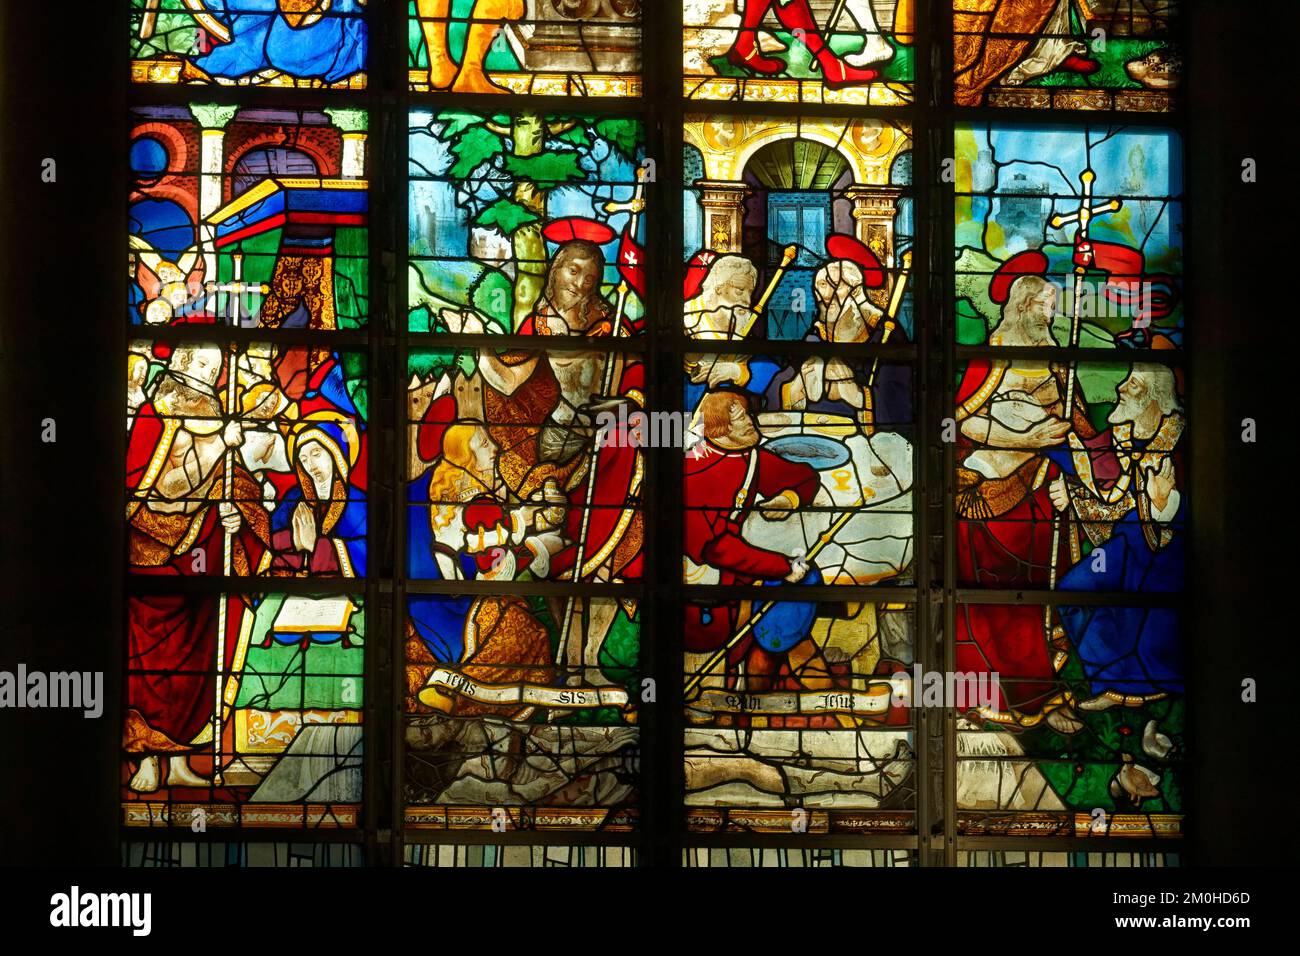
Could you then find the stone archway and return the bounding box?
[684,116,908,266]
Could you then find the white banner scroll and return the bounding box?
[418,669,631,711]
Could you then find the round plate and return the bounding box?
[763,434,851,470]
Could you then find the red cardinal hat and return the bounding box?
[825,235,886,289]
[416,393,457,463]
[542,217,615,246]
[990,249,1049,304]
[684,250,719,300]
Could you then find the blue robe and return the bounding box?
[270,487,368,575]
[406,470,476,663]
[195,1,367,83]
[1059,499,1185,698]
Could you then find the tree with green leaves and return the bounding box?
[436,111,643,330]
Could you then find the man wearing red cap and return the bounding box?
[953,257,1099,733]
[514,218,637,337]
[684,389,822,692]
[684,252,759,340]
[772,235,910,428]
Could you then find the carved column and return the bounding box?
[844,184,904,267]
[189,104,238,281]
[326,108,368,180]
[696,181,750,255]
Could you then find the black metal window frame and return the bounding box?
[120,0,1189,868]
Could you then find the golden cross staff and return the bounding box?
[683,493,866,699]
[556,168,649,676]
[1043,169,1121,629]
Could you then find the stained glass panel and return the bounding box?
[681,361,917,836]
[955,359,1185,593]
[684,1,915,104]
[404,593,640,830]
[127,341,368,580]
[408,1,642,96]
[407,348,643,584]
[124,842,365,866]
[405,845,638,867]
[130,1,368,89]
[684,355,914,589]
[955,603,1183,839]
[952,0,1179,111]
[124,592,365,828]
[685,847,913,867]
[684,115,912,342]
[683,594,914,833]
[956,123,1183,350]
[409,110,647,335]
[130,104,370,331]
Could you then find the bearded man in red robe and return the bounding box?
[953,259,1102,733]
[125,344,271,792]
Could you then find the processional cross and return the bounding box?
[211,254,270,785]
[1044,170,1122,623]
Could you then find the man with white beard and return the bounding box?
[1050,364,1185,711]
[684,253,759,340]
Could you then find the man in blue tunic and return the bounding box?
[1050,364,1185,711]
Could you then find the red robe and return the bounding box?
[683,442,819,657]
[550,360,646,582]
[124,398,269,755]
[952,360,1095,724]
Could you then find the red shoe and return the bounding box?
[725,38,785,76]
[811,49,880,89]
[1061,54,1101,75]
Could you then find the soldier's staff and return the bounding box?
[556,168,649,677]
[1042,170,1121,635]
[683,492,866,699]
[557,281,630,678]
[739,244,798,338]
[868,248,912,388]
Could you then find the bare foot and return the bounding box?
[451,67,510,95]
[1045,707,1084,734]
[165,755,211,788]
[128,756,161,793]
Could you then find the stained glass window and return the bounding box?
[115,1,1191,868]
[125,99,371,833]
[408,111,646,335]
